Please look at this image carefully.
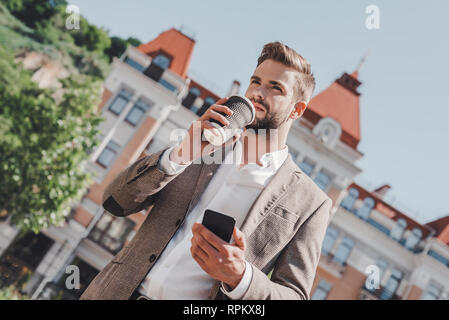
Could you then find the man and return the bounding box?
[80,41,333,300]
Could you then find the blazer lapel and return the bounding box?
[240,155,302,240]
[185,142,236,215]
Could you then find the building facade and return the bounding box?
[0,28,448,300]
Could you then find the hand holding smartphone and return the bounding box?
[201,209,236,243]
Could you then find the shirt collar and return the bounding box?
[232,138,289,171]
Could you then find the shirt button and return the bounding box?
[175,219,182,227]
[149,254,157,263]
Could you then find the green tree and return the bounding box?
[0,46,104,233]
[104,36,142,62]
[71,16,111,54]
[3,0,67,29]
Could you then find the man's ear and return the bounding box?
[289,101,307,120]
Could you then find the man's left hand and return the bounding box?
[191,222,247,290]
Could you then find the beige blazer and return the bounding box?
[80,143,333,300]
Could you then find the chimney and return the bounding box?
[227,80,240,96]
[373,184,391,198]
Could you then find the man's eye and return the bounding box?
[272,86,282,92]
[251,79,260,84]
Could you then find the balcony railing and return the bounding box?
[359,285,401,300]
[319,253,346,277]
[339,204,425,254]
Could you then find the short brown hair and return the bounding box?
[257,41,315,104]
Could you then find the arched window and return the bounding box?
[380,268,402,300]
[314,170,332,192]
[405,228,422,250]
[321,227,339,256]
[153,54,171,69]
[198,97,216,116]
[390,218,407,241]
[357,197,375,220]
[190,87,201,96]
[340,188,359,211]
[204,97,216,105]
[299,158,315,176]
[182,87,201,110]
[332,237,355,266]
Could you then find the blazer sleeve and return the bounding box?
[102,147,186,217]
[240,198,333,300]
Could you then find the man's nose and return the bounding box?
[252,85,266,101]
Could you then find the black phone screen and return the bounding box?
[201,209,236,243]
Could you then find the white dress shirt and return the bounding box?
[137,138,288,299]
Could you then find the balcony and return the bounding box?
[87,213,135,255]
[359,285,401,300]
[318,253,346,278]
[339,204,425,254]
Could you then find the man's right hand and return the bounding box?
[169,97,241,165]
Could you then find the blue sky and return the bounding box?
[68,0,449,224]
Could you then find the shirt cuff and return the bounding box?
[220,261,252,300]
[158,145,192,175]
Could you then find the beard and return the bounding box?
[245,98,290,131]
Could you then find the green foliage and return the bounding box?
[104,36,142,62]
[0,46,104,232]
[0,1,143,232]
[3,0,67,29]
[0,285,29,300]
[71,16,111,53]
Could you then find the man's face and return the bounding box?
[244,59,298,131]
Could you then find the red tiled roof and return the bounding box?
[426,215,449,245]
[189,79,220,101]
[349,183,433,238]
[138,28,195,78]
[304,72,361,149]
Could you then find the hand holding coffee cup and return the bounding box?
[170,96,254,165]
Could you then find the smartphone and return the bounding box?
[201,209,236,243]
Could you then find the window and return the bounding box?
[124,56,145,72]
[198,97,216,117]
[299,158,315,176]
[357,197,375,220]
[367,218,390,235]
[108,89,133,115]
[311,280,332,300]
[380,268,402,300]
[96,140,121,168]
[54,257,99,300]
[421,284,442,300]
[182,87,201,110]
[404,228,422,250]
[144,54,171,82]
[125,98,152,126]
[153,54,171,69]
[365,258,388,292]
[321,226,339,256]
[88,212,136,254]
[427,250,449,267]
[314,170,332,192]
[340,188,359,211]
[190,87,201,96]
[158,78,178,93]
[390,218,407,241]
[376,258,388,283]
[332,237,354,265]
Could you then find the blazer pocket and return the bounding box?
[271,206,299,224]
[111,244,132,264]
